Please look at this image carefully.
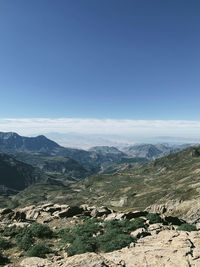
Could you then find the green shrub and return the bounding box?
[70,220,101,237]
[118,218,146,232]
[0,238,12,250]
[97,229,133,252]
[103,220,121,230]
[58,219,101,246]
[16,232,34,251]
[177,223,197,232]
[60,219,101,255]
[29,223,53,238]
[131,218,146,229]
[2,226,21,237]
[104,218,145,233]
[146,213,162,224]
[54,228,70,238]
[26,242,51,258]
[0,251,8,265]
[96,220,135,252]
[60,218,137,256]
[66,236,96,256]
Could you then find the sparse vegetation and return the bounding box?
[0,238,12,250]
[97,230,133,253]
[16,231,34,251]
[3,226,21,237]
[177,223,197,232]
[59,218,138,256]
[29,223,53,238]
[26,242,51,258]
[146,213,162,224]
[0,250,8,265]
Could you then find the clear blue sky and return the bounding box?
[0,0,200,119]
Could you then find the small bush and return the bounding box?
[119,218,146,231]
[104,218,145,233]
[131,218,146,229]
[2,226,21,237]
[29,223,53,238]
[71,220,101,237]
[16,232,34,251]
[26,243,51,258]
[97,229,133,252]
[146,213,162,224]
[60,219,101,255]
[104,220,121,230]
[54,228,70,238]
[96,220,135,253]
[0,238,12,250]
[177,223,197,232]
[0,251,8,265]
[66,236,96,256]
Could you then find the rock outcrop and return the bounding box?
[0,204,199,267]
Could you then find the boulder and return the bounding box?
[105,213,125,221]
[26,209,40,220]
[61,252,125,267]
[12,211,26,222]
[0,208,13,215]
[17,206,40,221]
[148,223,164,234]
[145,204,167,214]
[196,223,200,230]
[130,228,147,239]
[9,222,29,228]
[0,208,14,221]
[40,203,54,209]
[104,230,200,267]
[90,207,111,218]
[45,206,62,214]
[20,257,52,267]
[54,206,83,218]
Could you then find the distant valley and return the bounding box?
[12,145,200,223]
[1,131,200,266]
[0,131,196,213]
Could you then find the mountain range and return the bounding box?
[12,145,200,222]
[0,131,195,210]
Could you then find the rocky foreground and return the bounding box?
[0,203,200,267]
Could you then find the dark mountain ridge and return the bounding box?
[0,132,60,154]
[0,153,45,192]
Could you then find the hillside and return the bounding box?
[13,152,90,182]
[122,143,192,159]
[71,146,200,213]
[0,153,46,192]
[12,146,200,219]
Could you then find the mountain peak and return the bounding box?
[0,132,61,153]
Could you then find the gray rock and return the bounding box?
[55,206,83,218]
[20,257,52,267]
[130,228,147,239]
[91,207,111,218]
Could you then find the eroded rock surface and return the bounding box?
[0,204,200,267]
[104,230,200,267]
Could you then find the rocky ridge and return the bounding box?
[0,204,199,266]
